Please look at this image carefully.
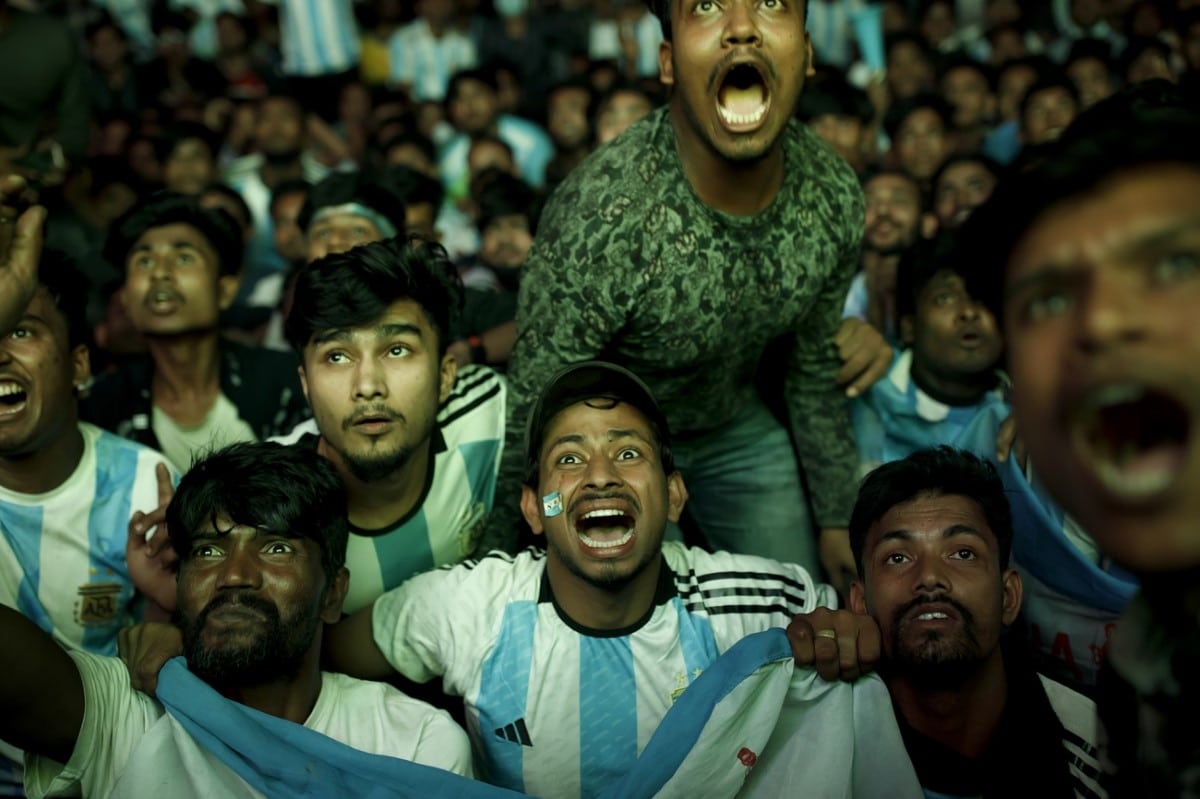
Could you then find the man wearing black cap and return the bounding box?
[320,361,837,798]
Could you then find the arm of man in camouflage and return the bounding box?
[785,189,865,595]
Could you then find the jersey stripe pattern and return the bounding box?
[373,541,836,799]
[0,423,171,655]
[276,0,360,76]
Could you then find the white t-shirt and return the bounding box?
[372,542,836,798]
[24,651,473,798]
[152,392,257,472]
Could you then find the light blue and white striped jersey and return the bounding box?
[372,542,836,799]
[0,423,171,656]
[851,347,1009,477]
[387,19,477,102]
[263,0,361,76]
[275,364,506,613]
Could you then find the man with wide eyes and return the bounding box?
[0,442,473,798]
[318,361,839,798]
[489,0,884,597]
[847,447,1104,798]
[278,236,506,614]
[962,101,1200,795]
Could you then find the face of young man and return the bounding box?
[850,493,1021,686]
[594,90,654,146]
[808,114,866,172]
[449,78,499,138]
[1066,57,1113,109]
[521,399,686,592]
[864,173,922,255]
[1004,165,1200,573]
[1021,86,1078,146]
[121,223,238,337]
[163,138,216,196]
[256,98,305,162]
[659,0,812,164]
[895,108,949,181]
[548,86,592,151]
[0,287,89,459]
[299,298,456,484]
[934,160,997,230]
[904,270,1003,394]
[941,66,994,131]
[177,516,347,687]
[480,213,533,270]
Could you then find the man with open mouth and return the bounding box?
[81,193,310,474]
[317,361,838,798]
[963,95,1200,793]
[846,448,1104,797]
[278,236,506,614]
[0,184,175,795]
[489,0,877,595]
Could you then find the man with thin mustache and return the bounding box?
[846,447,1105,797]
[278,236,506,614]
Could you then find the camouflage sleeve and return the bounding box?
[476,188,637,554]
[784,195,865,530]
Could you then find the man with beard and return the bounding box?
[278,236,506,613]
[321,361,837,798]
[847,447,1104,797]
[489,0,876,593]
[0,441,473,797]
[845,167,932,341]
[82,194,309,474]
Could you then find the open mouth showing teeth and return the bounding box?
[1075,384,1191,500]
[717,64,769,128]
[915,612,949,621]
[576,508,635,549]
[0,383,27,412]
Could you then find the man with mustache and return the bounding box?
[846,447,1104,797]
[279,236,506,614]
[487,0,883,592]
[845,167,932,342]
[0,441,473,797]
[320,361,839,798]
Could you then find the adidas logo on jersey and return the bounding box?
[494,718,533,747]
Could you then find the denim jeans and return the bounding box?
[667,398,819,576]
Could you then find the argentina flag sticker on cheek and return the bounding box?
[542,491,563,517]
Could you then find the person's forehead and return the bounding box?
[486,213,529,230]
[940,161,993,186]
[23,286,69,336]
[1007,166,1200,275]
[900,108,945,132]
[540,399,653,451]
[866,174,920,199]
[869,493,996,546]
[133,222,215,251]
[551,87,590,107]
[920,268,967,294]
[309,211,381,231]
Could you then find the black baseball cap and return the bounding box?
[523,361,673,485]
